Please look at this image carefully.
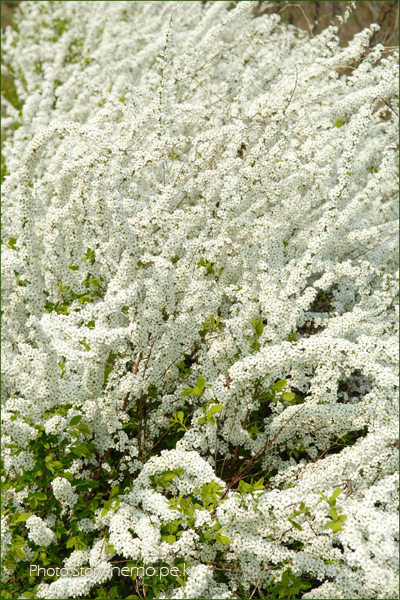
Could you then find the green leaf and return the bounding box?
[238,480,252,494]
[198,417,206,425]
[69,415,82,427]
[7,237,19,251]
[282,392,295,402]
[272,380,287,391]
[29,497,38,509]
[11,512,31,525]
[180,388,194,397]
[335,116,345,128]
[338,514,347,521]
[176,411,184,422]
[77,422,90,434]
[215,533,230,545]
[196,376,206,392]
[331,521,343,532]
[208,404,224,415]
[281,571,290,587]
[329,488,343,503]
[165,535,176,545]
[289,519,302,531]
[329,507,339,521]
[11,547,26,559]
[110,485,120,498]
[251,318,265,337]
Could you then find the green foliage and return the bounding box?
[169,411,189,432]
[0,409,124,596]
[255,379,303,407]
[249,318,265,353]
[180,375,206,397]
[288,502,312,531]
[317,488,347,532]
[177,354,192,379]
[197,400,224,426]
[83,247,96,264]
[103,351,118,387]
[199,314,223,337]
[267,569,312,599]
[193,481,225,510]
[43,249,105,315]
[7,237,19,251]
[237,477,265,496]
[150,468,184,490]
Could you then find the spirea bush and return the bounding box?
[1,1,399,599]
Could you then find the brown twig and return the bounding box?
[85,448,112,502]
[351,233,397,261]
[122,352,142,411]
[228,408,251,478]
[220,400,239,479]
[278,3,314,37]
[221,405,305,499]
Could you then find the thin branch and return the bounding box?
[278,3,314,37]
[351,233,397,261]
[221,405,305,499]
[122,352,142,411]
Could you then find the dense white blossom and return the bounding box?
[1,1,398,599]
[26,515,56,548]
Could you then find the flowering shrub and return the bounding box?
[1,1,399,599]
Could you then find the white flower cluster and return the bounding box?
[51,477,78,508]
[1,1,398,599]
[26,515,56,548]
[1,516,12,560]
